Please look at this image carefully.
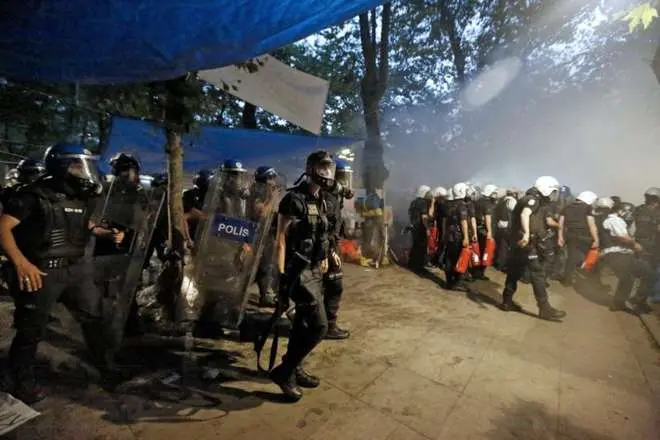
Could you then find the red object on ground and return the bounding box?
[470,242,481,267]
[427,226,438,257]
[455,247,472,274]
[339,239,361,263]
[482,238,496,267]
[582,248,600,271]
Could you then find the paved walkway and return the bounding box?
[7,264,660,440]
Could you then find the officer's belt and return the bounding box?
[41,256,84,270]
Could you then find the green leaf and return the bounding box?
[622,3,659,32]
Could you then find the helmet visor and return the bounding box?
[335,168,353,191]
[61,154,102,185]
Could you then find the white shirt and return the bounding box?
[601,214,633,255]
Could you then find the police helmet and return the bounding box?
[617,202,635,223]
[255,166,278,183]
[43,142,102,195]
[432,186,448,198]
[644,187,660,199]
[576,191,598,206]
[595,197,614,210]
[193,169,213,190]
[534,176,560,197]
[16,159,45,184]
[452,182,468,200]
[335,159,353,190]
[416,185,431,199]
[109,152,141,176]
[222,159,247,173]
[305,151,335,190]
[4,168,19,187]
[482,184,498,198]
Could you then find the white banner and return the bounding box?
[199,55,329,135]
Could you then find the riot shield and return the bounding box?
[94,179,165,347]
[179,173,280,329]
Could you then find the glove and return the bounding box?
[277,273,291,309]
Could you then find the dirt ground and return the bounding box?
[2,263,659,440]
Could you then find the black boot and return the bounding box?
[501,298,523,312]
[538,304,566,322]
[269,364,303,401]
[325,325,350,340]
[295,365,320,388]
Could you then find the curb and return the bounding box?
[639,311,660,348]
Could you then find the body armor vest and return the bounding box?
[286,184,329,264]
[31,185,91,260]
[633,204,660,249]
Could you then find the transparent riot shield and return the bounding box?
[180,172,281,329]
[94,179,165,347]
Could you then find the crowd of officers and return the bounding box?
[0,144,355,405]
[408,176,659,321]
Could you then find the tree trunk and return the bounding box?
[358,4,392,193]
[241,102,258,129]
[165,127,185,246]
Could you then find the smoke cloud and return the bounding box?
[381,3,660,204]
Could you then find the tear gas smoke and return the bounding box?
[379,1,659,205]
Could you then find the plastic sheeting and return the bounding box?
[101,117,360,175]
[0,0,386,84]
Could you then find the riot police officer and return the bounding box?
[596,198,651,311]
[430,186,448,266]
[1,159,46,209]
[183,168,213,244]
[270,151,333,401]
[0,142,123,403]
[248,166,280,308]
[323,159,354,340]
[94,153,147,256]
[471,184,498,280]
[444,182,471,290]
[494,193,516,271]
[628,187,660,313]
[218,159,249,217]
[559,190,599,286]
[16,159,46,186]
[408,185,431,272]
[501,176,566,321]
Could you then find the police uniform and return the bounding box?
[444,199,470,289]
[4,177,108,401]
[94,179,149,256]
[471,197,495,279]
[502,188,565,320]
[247,182,277,305]
[270,181,329,400]
[540,201,561,281]
[561,200,595,286]
[598,213,652,310]
[182,185,206,240]
[493,197,513,270]
[323,189,349,339]
[630,203,660,308]
[408,197,429,271]
[433,199,447,266]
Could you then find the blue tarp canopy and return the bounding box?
[102,116,360,175]
[0,0,386,84]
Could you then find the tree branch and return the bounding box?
[359,12,376,75]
